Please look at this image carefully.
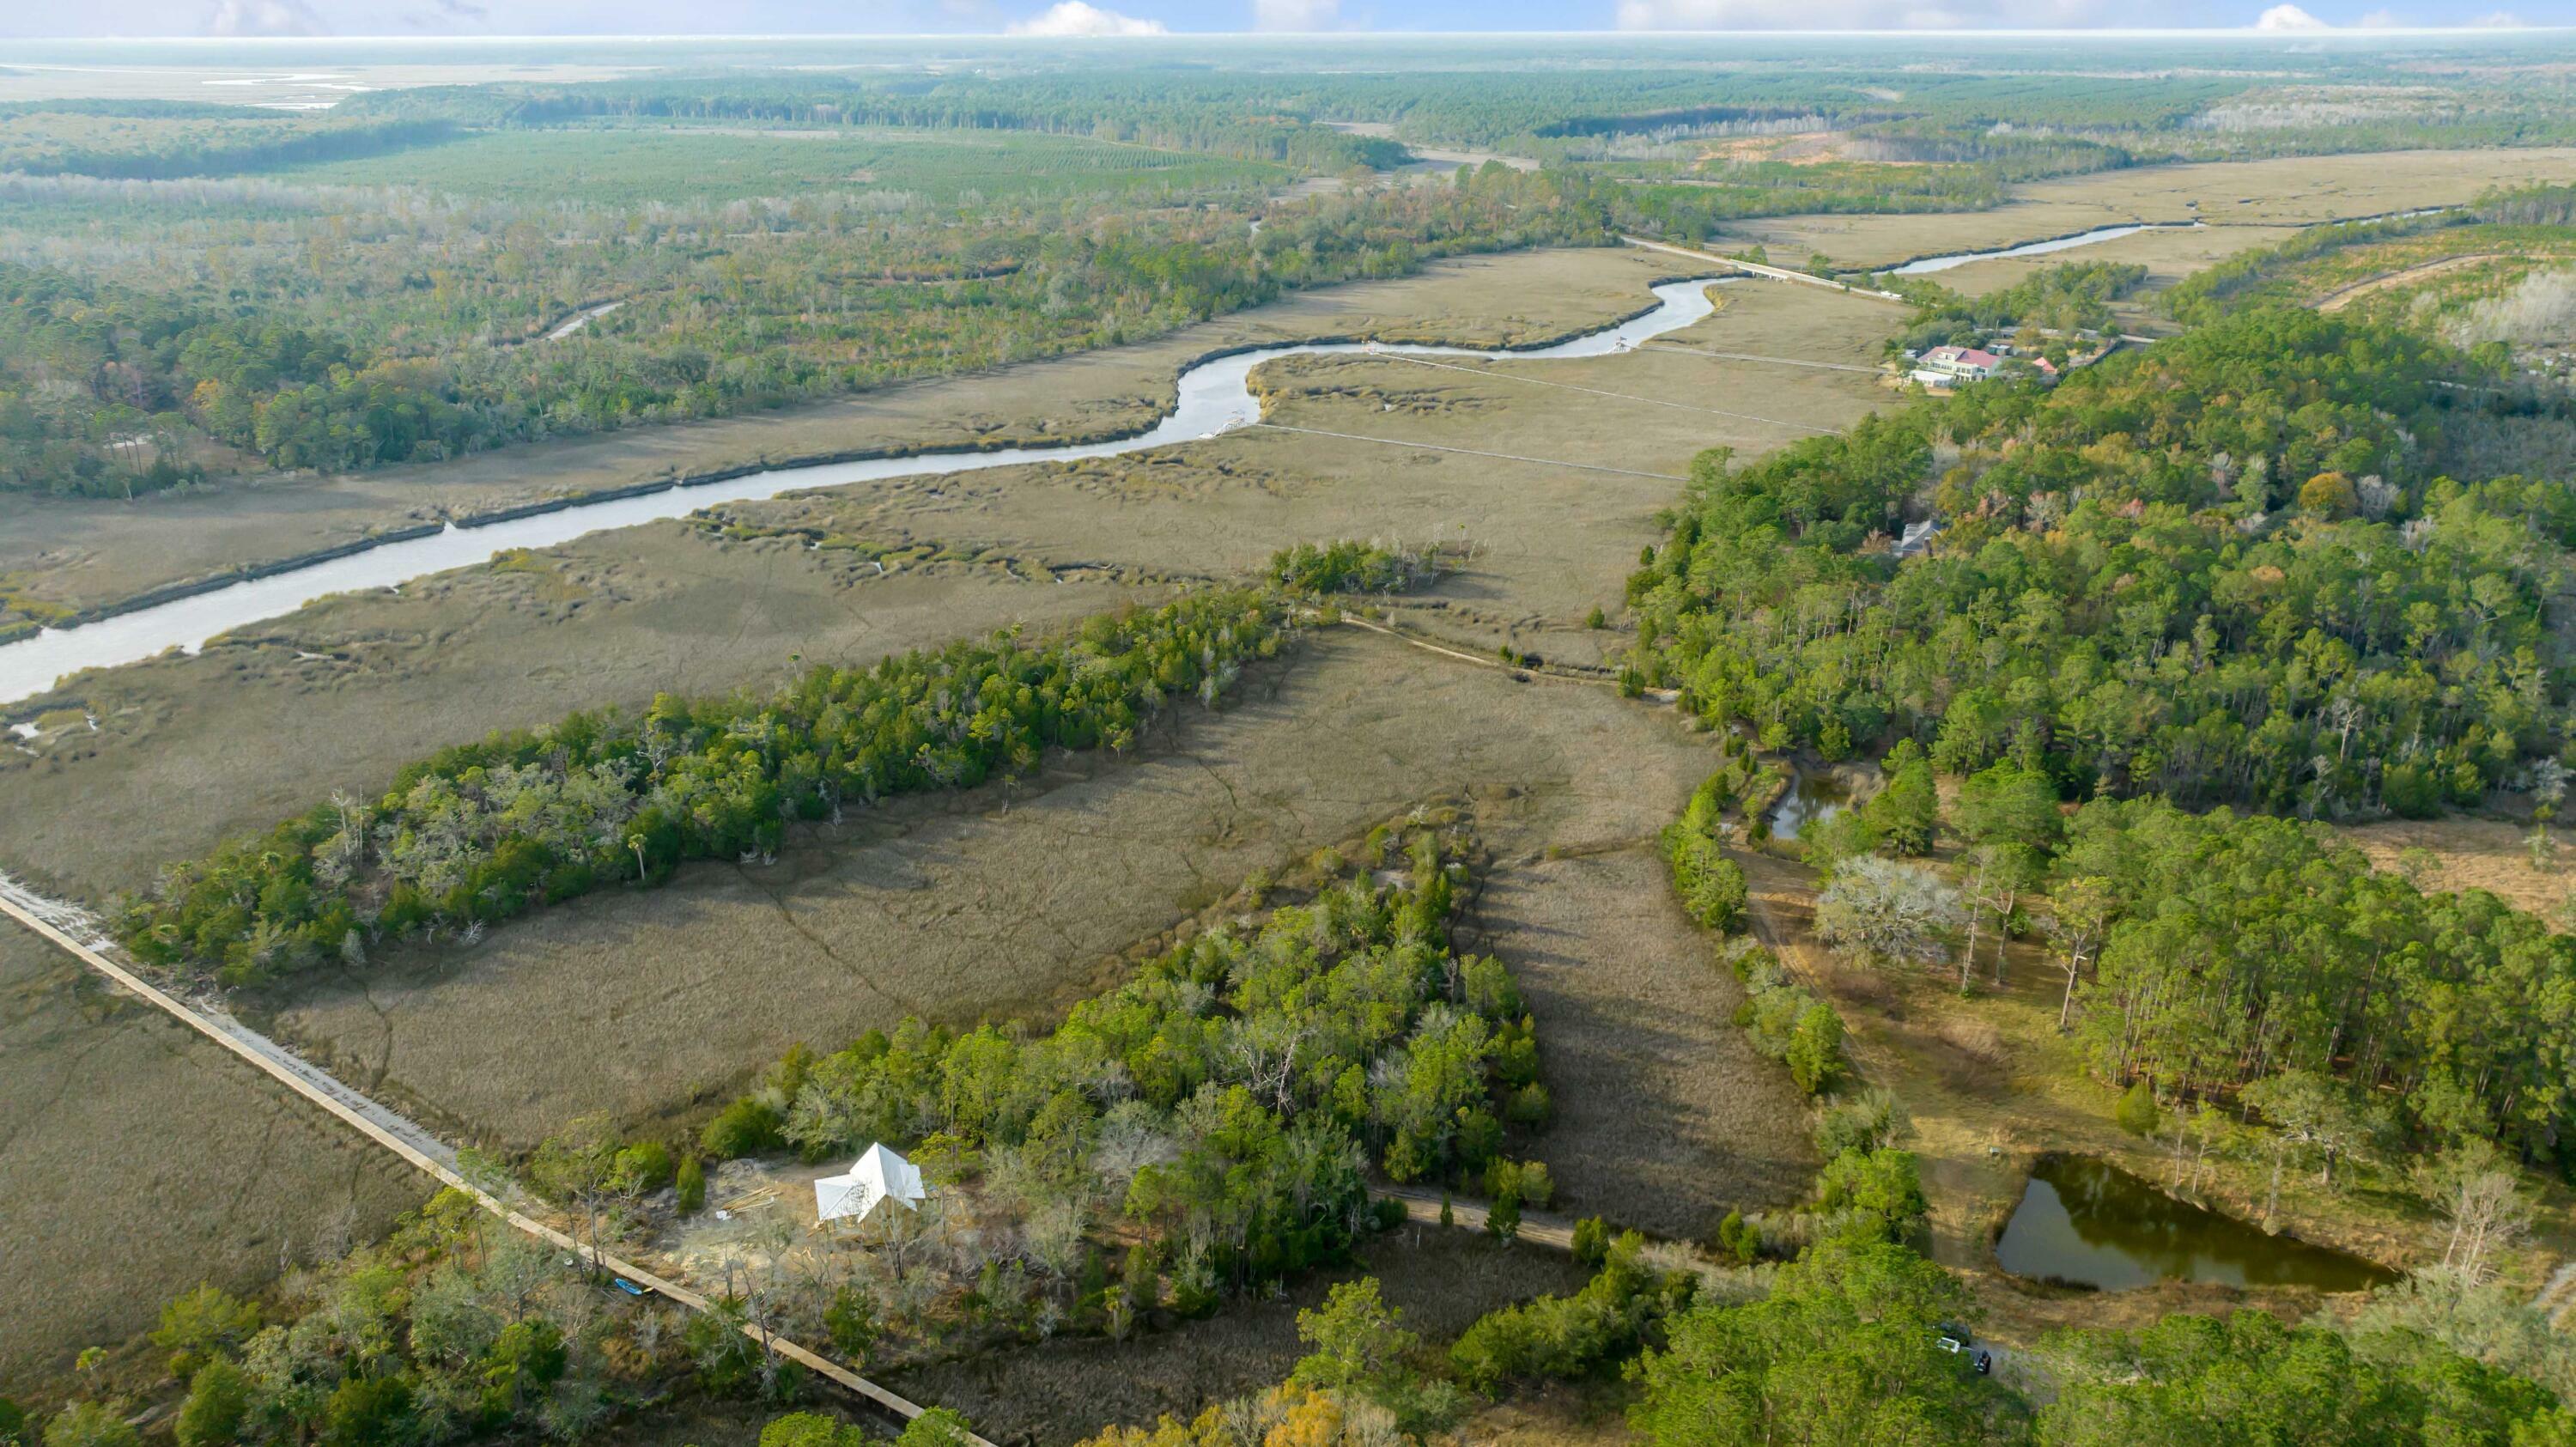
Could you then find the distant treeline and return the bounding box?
[2473,179,2576,228]
[1611,162,2016,241]
[0,163,1609,496]
[0,115,457,180]
[0,98,278,123]
[320,62,2490,175]
[347,78,1404,173]
[1844,123,2136,182]
[1534,103,1900,140]
[1323,67,2253,149]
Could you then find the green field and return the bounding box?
[270,124,1292,205]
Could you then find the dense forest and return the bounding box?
[343,75,1407,173]
[659,50,2576,163]
[1053,1026,2576,1447]
[1625,304,2574,818]
[1889,258,2149,356]
[1797,762,2576,1170]
[1043,1234,2576,1444]
[0,150,1607,496]
[1,1206,646,1447]
[2057,799,2576,1164]
[14,38,2576,500]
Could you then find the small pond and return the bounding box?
[1767,772,1849,842]
[1995,1155,2397,1292]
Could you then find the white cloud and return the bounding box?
[2472,9,2524,24]
[1614,0,2104,27]
[1005,1,1167,33]
[1254,0,1341,29]
[204,0,328,33]
[2355,7,2400,23]
[2252,3,2331,27]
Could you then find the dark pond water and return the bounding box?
[1995,1156,2397,1292]
[1767,772,1849,842]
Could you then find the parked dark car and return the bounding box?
[1935,1323,1994,1375]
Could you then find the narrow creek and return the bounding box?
[0,277,1724,707]
[1888,222,2206,275]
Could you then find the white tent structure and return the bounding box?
[815,1142,928,1225]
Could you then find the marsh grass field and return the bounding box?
[0,928,428,1388]
[257,629,1816,1231]
[2337,815,2575,927]
[15,135,2576,1432]
[1732,148,2576,271]
[0,255,1885,904]
[888,1229,1595,1443]
[0,251,1859,1392]
[0,246,1694,622]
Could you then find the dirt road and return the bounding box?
[2315,252,2506,313]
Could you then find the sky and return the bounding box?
[3,0,2565,38]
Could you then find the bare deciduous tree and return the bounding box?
[2039,874,2115,1032]
[2425,1140,2534,1287]
[1814,856,1964,973]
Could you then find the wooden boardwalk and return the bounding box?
[0,879,989,1445]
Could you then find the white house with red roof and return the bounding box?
[1911,344,2004,387]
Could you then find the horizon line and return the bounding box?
[6,26,2569,41]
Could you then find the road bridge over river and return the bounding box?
[1624,236,1911,303]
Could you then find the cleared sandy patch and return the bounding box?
[2338,815,2572,925]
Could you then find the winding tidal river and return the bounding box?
[0,277,1725,708]
[1887,222,2204,275]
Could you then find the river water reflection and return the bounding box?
[0,277,1727,706]
[1996,1155,2396,1292]
[1767,772,1849,842]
